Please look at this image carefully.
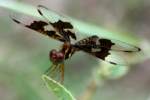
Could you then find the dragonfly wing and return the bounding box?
[75,35,141,52]
[37,5,76,41]
[10,13,67,42]
[75,44,126,65]
[74,35,141,65]
[109,38,141,52]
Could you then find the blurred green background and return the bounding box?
[0,0,150,100]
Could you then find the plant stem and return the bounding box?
[78,80,98,100]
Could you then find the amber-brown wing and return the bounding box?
[45,63,64,84]
[37,5,76,42]
[73,35,141,65]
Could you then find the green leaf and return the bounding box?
[42,75,76,100]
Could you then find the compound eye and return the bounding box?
[50,49,57,55]
[49,49,57,60]
[57,52,64,60]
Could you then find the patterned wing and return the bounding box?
[73,35,141,65]
[11,17,67,42]
[11,5,77,42]
[37,5,76,42]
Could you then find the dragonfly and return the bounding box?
[11,5,141,83]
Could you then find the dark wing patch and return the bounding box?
[65,30,76,40]
[74,35,116,64]
[73,35,141,65]
[75,35,140,52]
[11,4,77,42]
[11,17,67,42]
[26,20,48,31]
[74,36,114,59]
[37,5,76,41]
[100,36,140,52]
[51,20,73,29]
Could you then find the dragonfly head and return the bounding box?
[49,49,65,64]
